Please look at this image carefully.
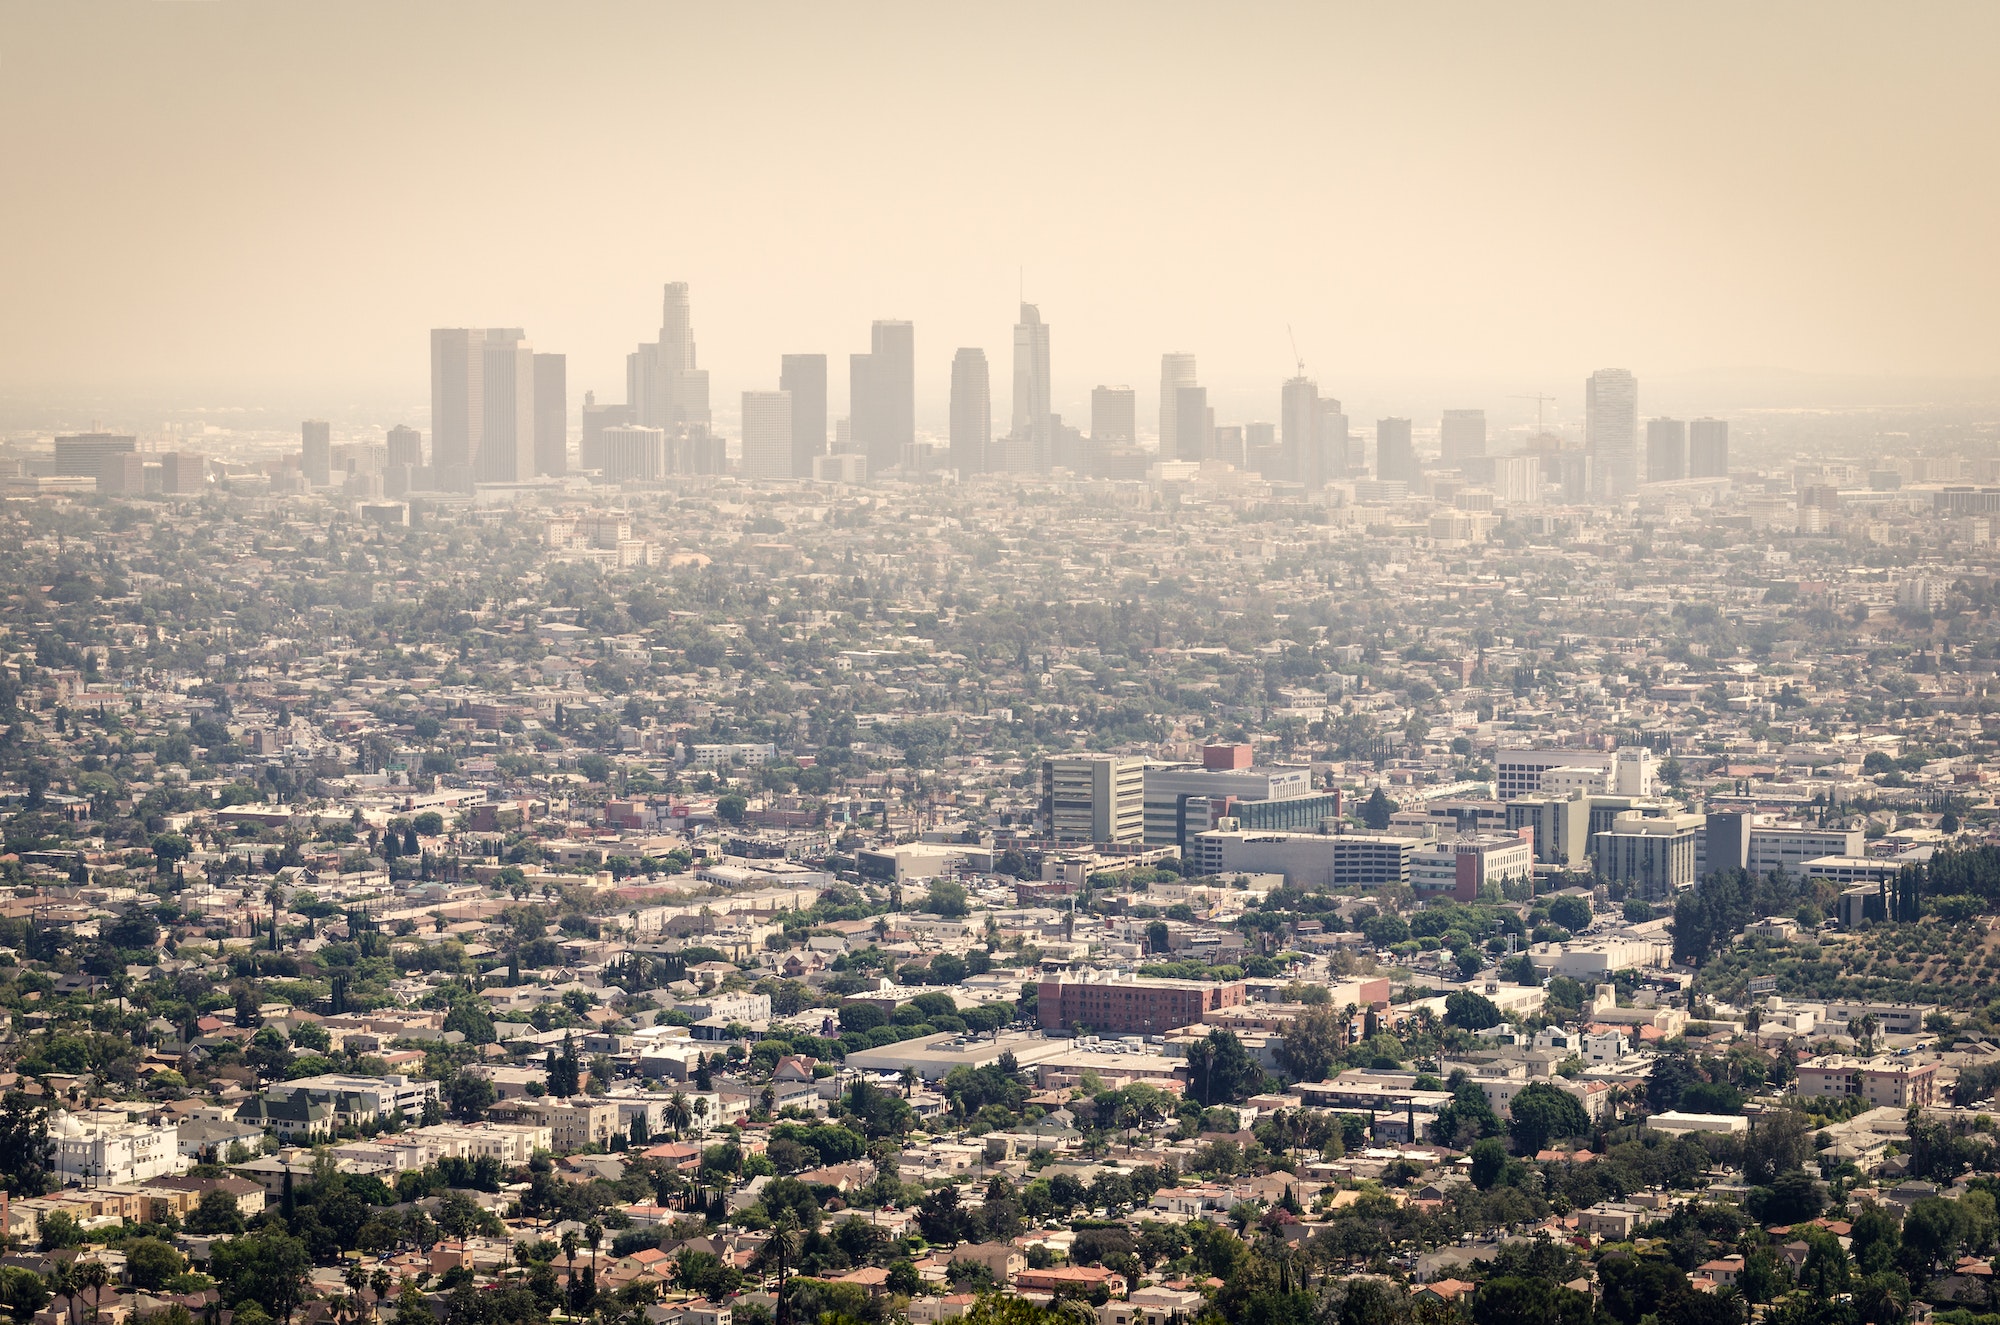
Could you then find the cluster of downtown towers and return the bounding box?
[420,283,1727,494]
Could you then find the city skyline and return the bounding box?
[5,2,2000,418]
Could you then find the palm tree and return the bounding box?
[691,1097,709,1134]
[584,1219,603,1276]
[369,1270,392,1317]
[74,1261,108,1325]
[666,1091,693,1139]
[560,1229,580,1286]
[901,1066,918,1100]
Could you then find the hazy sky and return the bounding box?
[3,1,1998,429]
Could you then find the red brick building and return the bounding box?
[1037,975,1246,1035]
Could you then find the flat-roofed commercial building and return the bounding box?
[1142,749,1319,848]
[1494,748,1613,800]
[1187,829,1414,889]
[1592,811,1706,899]
[843,1030,1072,1083]
[1747,826,1865,877]
[1042,755,1145,845]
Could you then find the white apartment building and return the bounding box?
[683,743,778,769]
[53,1111,185,1186]
[674,992,772,1025]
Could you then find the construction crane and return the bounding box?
[1510,392,1557,432]
[1288,325,1305,378]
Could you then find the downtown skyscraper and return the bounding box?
[850,320,914,474]
[779,354,828,480]
[1008,303,1053,473]
[430,327,527,491]
[1158,353,1197,457]
[1586,368,1639,498]
[1281,375,1319,486]
[627,282,711,435]
[950,348,991,476]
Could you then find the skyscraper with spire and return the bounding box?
[1009,303,1053,472]
[627,282,711,435]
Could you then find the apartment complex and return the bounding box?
[1036,974,1247,1035]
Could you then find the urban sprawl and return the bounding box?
[4,285,2000,1325]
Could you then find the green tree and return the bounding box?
[924,880,970,918]
[1473,1276,1595,1325]
[1742,1109,1812,1185]
[185,1189,245,1235]
[1469,1138,1510,1191]
[123,1238,186,1291]
[1362,788,1394,831]
[1273,1003,1344,1084]
[1186,1030,1261,1106]
[1444,989,1501,1030]
[1546,896,1592,932]
[1506,1082,1591,1154]
[0,1266,50,1324]
[0,1095,55,1197]
[209,1231,312,1324]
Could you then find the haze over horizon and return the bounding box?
[4,1,1999,427]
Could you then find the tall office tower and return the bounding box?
[848,320,914,474]
[1440,409,1487,468]
[1281,375,1320,485]
[739,390,794,481]
[1689,418,1730,477]
[949,348,991,476]
[626,282,712,434]
[385,424,423,468]
[52,433,137,487]
[1009,303,1053,473]
[430,327,524,487]
[1211,424,1246,467]
[1042,754,1146,845]
[476,337,535,483]
[1585,368,1639,498]
[301,420,332,487]
[849,321,914,473]
[579,392,633,472]
[1090,385,1135,446]
[602,425,666,482]
[1244,421,1281,477]
[847,352,875,455]
[532,353,566,477]
[159,452,206,495]
[1646,418,1688,483]
[779,354,828,479]
[1159,353,1197,455]
[1320,400,1351,478]
[1376,417,1418,484]
[1173,385,1210,462]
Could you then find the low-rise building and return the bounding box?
[1797,1054,1939,1109]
